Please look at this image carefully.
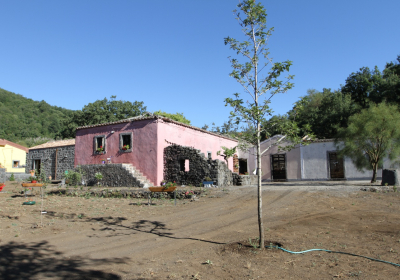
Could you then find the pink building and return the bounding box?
[75,115,239,185]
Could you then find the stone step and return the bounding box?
[121,163,153,187]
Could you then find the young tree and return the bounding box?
[224,0,297,248]
[335,103,400,183]
[217,146,237,166]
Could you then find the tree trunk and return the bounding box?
[257,123,264,249]
[371,163,377,183]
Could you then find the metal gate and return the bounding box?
[328,152,345,179]
[271,154,286,180]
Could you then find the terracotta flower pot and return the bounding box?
[31,180,37,183]
[149,186,177,193]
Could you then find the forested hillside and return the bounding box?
[0,88,73,146]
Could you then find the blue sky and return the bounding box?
[1,0,399,129]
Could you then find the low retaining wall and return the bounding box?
[233,174,258,185]
[5,172,30,181]
[73,164,143,187]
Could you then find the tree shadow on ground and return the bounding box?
[0,240,126,279]
[86,216,226,245]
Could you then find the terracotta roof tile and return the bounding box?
[29,139,75,150]
[0,139,29,153]
[76,114,238,142]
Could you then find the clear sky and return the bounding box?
[1,0,399,129]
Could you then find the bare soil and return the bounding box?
[0,181,399,279]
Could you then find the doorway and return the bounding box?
[271,154,286,180]
[328,152,345,179]
[239,158,248,174]
[33,159,41,175]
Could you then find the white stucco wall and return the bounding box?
[301,141,381,180]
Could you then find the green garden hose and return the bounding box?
[266,245,400,268]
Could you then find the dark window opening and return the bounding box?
[94,135,106,153]
[239,159,248,174]
[13,161,20,168]
[120,133,132,151]
[179,159,185,172]
[179,159,189,172]
[207,152,212,159]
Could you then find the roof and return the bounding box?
[29,139,75,150]
[76,114,238,142]
[0,139,29,153]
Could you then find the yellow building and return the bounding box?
[0,139,29,173]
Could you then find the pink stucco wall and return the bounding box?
[156,119,238,185]
[75,119,159,184]
[75,118,238,186]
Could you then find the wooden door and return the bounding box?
[271,154,286,180]
[328,152,344,179]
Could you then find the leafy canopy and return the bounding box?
[153,110,191,125]
[335,102,400,183]
[58,96,146,138]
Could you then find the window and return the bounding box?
[119,132,132,152]
[179,159,190,172]
[33,159,41,174]
[13,160,20,168]
[207,151,212,159]
[94,135,106,154]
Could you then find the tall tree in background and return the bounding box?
[335,103,400,183]
[289,88,357,139]
[224,0,295,248]
[58,96,146,138]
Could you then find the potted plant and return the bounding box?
[203,176,213,186]
[149,181,177,192]
[122,145,130,150]
[29,169,35,176]
[29,176,37,183]
[96,146,104,153]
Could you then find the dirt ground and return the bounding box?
[0,180,399,280]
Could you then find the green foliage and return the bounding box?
[58,96,147,138]
[341,55,400,109]
[223,0,301,249]
[153,110,191,125]
[164,181,176,189]
[217,146,236,165]
[0,88,73,144]
[335,103,400,183]
[94,172,103,181]
[289,88,357,139]
[16,137,55,148]
[9,173,15,181]
[64,169,83,186]
[36,165,51,185]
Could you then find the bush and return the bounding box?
[9,173,15,181]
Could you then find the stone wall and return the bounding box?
[233,174,258,185]
[5,173,30,181]
[164,144,235,187]
[26,145,75,180]
[74,164,144,187]
[0,168,5,183]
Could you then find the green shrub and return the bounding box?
[9,173,15,181]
